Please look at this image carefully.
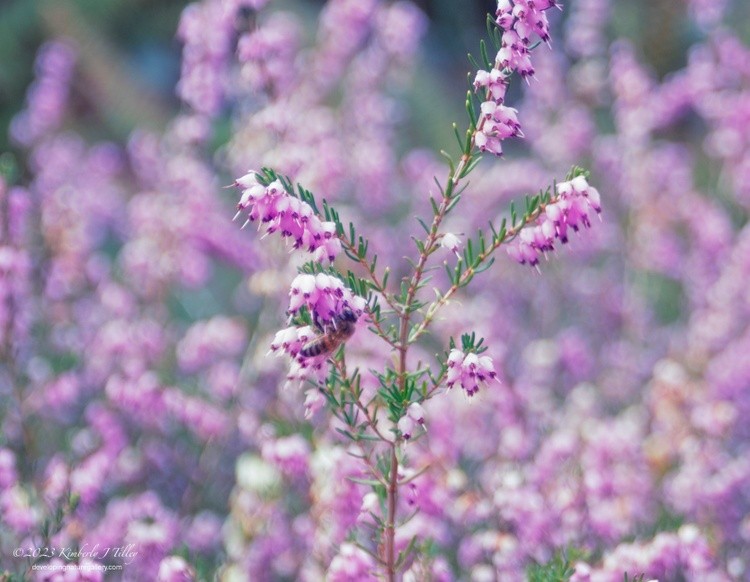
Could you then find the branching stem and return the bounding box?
[409,199,551,344]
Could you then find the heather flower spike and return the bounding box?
[233,170,342,263]
[506,172,601,268]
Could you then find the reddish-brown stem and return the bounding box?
[385,443,398,581]
[381,118,487,581]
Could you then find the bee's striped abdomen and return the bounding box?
[300,337,332,358]
[298,308,358,359]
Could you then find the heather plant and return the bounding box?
[2,0,750,581]
[228,0,607,578]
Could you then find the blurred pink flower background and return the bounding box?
[1,0,750,579]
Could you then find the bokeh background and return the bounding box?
[4,0,748,155]
[2,0,750,580]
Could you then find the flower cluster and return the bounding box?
[571,525,718,581]
[699,42,750,206]
[507,175,601,267]
[288,273,366,325]
[269,325,326,385]
[0,254,24,349]
[497,0,559,62]
[446,349,498,397]
[238,12,301,94]
[472,0,560,156]
[476,101,524,156]
[261,434,311,479]
[473,69,509,103]
[327,543,376,581]
[176,316,247,373]
[473,62,516,156]
[270,323,358,387]
[176,0,271,116]
[398,402,427,440]
[9,41,76,146]
[234,172,341,263]
[266,273,366,385]
[157,555,196,582]
[270,325,317,360]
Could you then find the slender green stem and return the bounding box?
[338,235,399,348]
[332,359,392,444]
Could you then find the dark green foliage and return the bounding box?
[526,549,580,582]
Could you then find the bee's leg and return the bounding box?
[312,312,325,333]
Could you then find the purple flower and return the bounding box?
[0,448,18,490]
[304,388,327,418]
[496,0,556,47]
[1,485,38,534]
[235,172,342,263]
[476,101,524,156]
[474,69,509,102]
[494,0,558,81]
[270,325,317,360]
[176,316,247,373]
[238,12,302,94]
[10,41,76,146]
[287,273,366,325]
[507,175,601,268]
[270,325,330,387]
[440,233,462,258]
[446,349,499,397]
[265,273,367,389]
[176,0,253,116]
[327,543,376,581]
[407,402,426,426]
[573,524,721,580]
[184,511,223,554]
[261,434,311,479]
[157,556,196,582]
[400,402,427,440]
[398,415,416,440]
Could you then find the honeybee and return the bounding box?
[300,308,358,358]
